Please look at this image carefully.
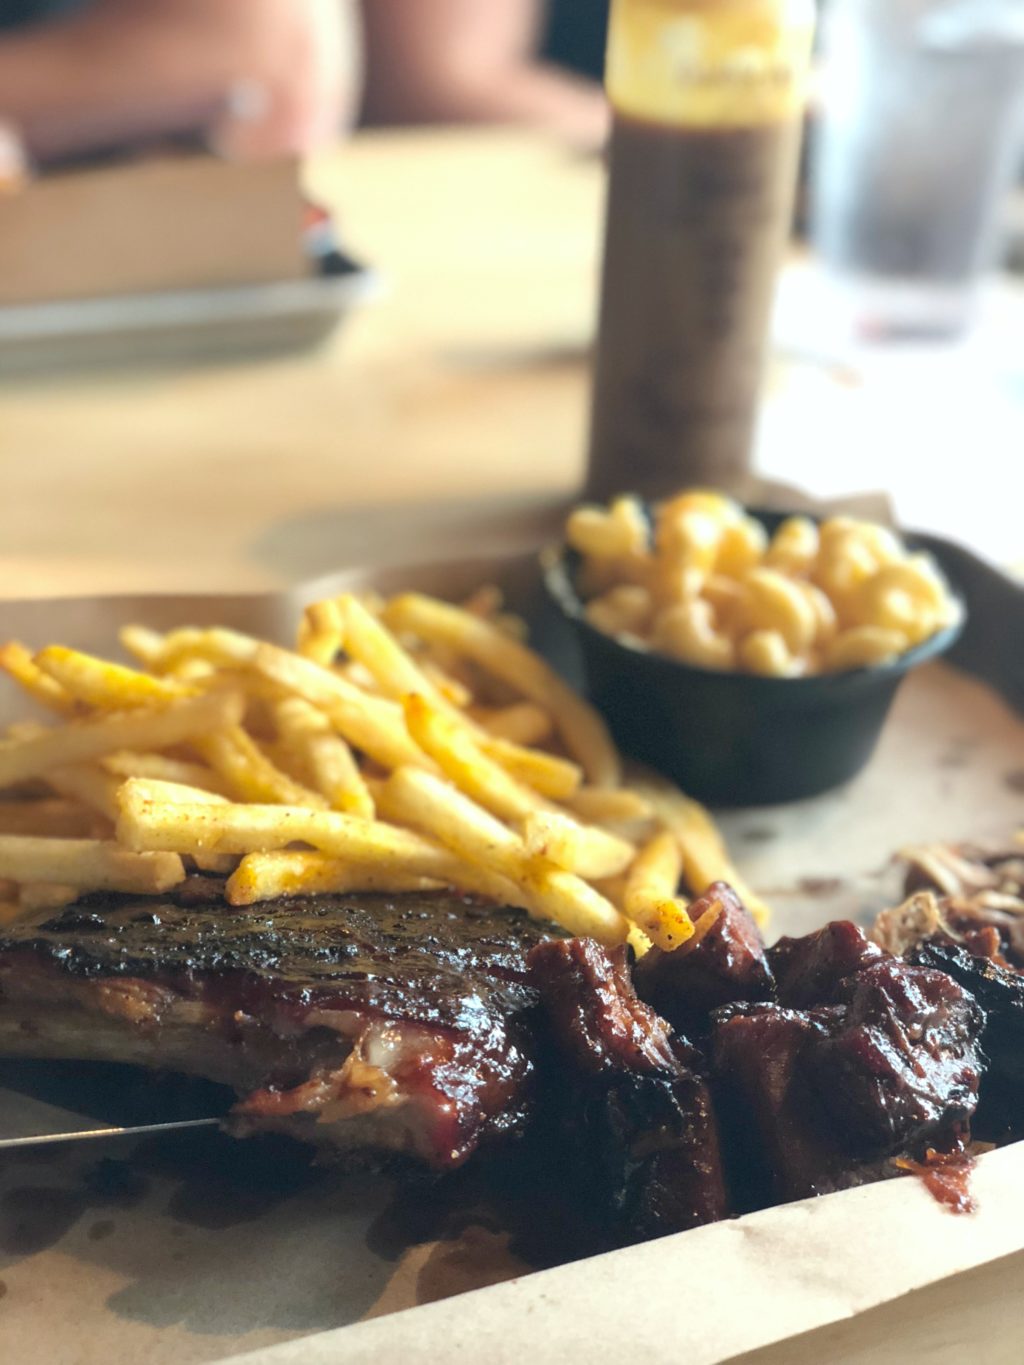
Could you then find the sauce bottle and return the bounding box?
[585,0,815,500]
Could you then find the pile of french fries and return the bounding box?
[0,588,767,950]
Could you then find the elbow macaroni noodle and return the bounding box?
[566,492,958,677]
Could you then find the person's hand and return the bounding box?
[0,0,360,163]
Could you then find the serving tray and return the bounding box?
[0,541,1021,1365]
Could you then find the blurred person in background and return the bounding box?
[0,0,609,163]
[361,0,609,148]
[0,0,361,162]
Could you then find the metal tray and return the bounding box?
[0,258,378,376]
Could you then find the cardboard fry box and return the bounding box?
[0,151,307,306]
[0,545,1023,1365]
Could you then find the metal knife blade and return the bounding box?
[0,1058,231,1150]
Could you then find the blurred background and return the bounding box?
[0,0,1021,597]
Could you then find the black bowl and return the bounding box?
[543,509,965,806]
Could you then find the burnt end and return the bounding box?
[811,959,985,1155]
[712,928,987,1207]
[527,938,678,1076]
[711,1003,872,1206]
[909,938,1024,1143]
[633,882,775,1035]
[770,920,885,1008]
[528,937,729,1244]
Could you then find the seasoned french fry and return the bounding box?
[0,641,79,715]
[100,751,230,795]
[297,599,345,666]
[191,852,239,875]
[0,798,102,838]
[19,882,78,913]
[565,787,652,827]
[118,624,167,668]
[627,923,654,957]
[0,690,244,789]
[226,850,444,904]
[193,726,327,808]
[418,661,472,709]
[640,781,770,926]
[46,764,123,822]
[0,835,185,893]
[117,779,458,878]
[252,643,427,773]
[338,594,450,710]
[34,645,191,709]
[403,693,545,823]
[522,808,635,881]
[121,778,228,807]
[272,697,374,818]
[472,702,553,746]
[380,767,627,943]
[475,736,582,800]
[623,831,694,951]
[382,594,620,787]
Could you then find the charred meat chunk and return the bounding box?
[529,937,728,1244]
[909,937,1024,1143]
[0,884,553,1170]
[633,882,774,1035]
[713,925,985,1207]
[770,920,884,1008]
[812,957,985,1154]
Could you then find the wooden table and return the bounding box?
[2,126,1020,602]
[0,130,603,600]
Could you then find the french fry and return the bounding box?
[521,808,635,881]
[193,726,327,809]
[297,599,345,666]
[0,690,244,788]
[34,645,191,709]
[565,787,652,827]
[475,736,582,800]
[0,641,79,715]
[403,693,545,823]
[627,923,655,957]
[116,779,460,879]
[100,751,231,795]
[419,661,472,709]
[472,702,553,746]
[0,798,102,838]
[191,852,239,875]
[0,835,185,893]
[272,698,374,818]
[226,850,444,904]
[380,767,627,943]
[122,778,228,806]
[640,781,770,926]
[338,594,450,710]
[118,624,167,668]
[46,764,123,822]
[19,882,78,913]
[623,831,694,951]
[382,594,621,787]
[252,643,428,773]
[135,626,261,674]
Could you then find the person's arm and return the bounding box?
[0,0,361,162]
[360,0,608,149]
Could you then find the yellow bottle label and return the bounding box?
[606,0,816,127]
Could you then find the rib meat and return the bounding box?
[0,879,553,1169]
